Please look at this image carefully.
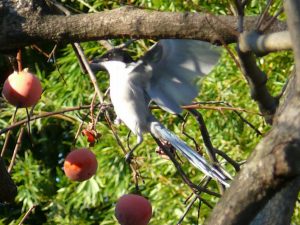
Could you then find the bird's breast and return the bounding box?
[109,77,150,135]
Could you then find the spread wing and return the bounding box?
[141,39,220,114]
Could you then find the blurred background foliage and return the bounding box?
[0,0,298,224]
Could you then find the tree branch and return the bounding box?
[285,0,300,91]
[0,4,287,51]
[205,55,300,225]
[205,1,300,224]
[236,48,279,124]
[250,177,300,225]
[205,125,300,225]
[239,31,292,55]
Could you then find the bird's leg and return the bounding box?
[155,140,173,158]
[155,140,184,163]
[125,135,143,163]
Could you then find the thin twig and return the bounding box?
[177,177,211,225]
[151,134,222,198]
[45,44,67,85]
[1,107,18,157]
[184,176,211,204]
[182,109,240,172]
[72,109,93,148]
[18,205,36,225]
[31,45,51,58]
[7,127,25,173]
[177,196,198,225]
[261,7,284,32]
[90,92,97,129]
[8,106,35,173]
[214,148,240,172]
[95,103,107,124]
[180,113,203,155]
[72,43,88,74]
[187,101,262,135]
[187,109,229,193]
[0,104,105,135]
[232,108,262,136]
[187,109,218,162]
[72,43,104,102]
[276,70,292,100]
[256,0,274,31]
[152,103,262,116]
[25,107,32,142]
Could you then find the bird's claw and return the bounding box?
[125,151,133,163]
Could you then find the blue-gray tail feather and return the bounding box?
[151,121,229,187]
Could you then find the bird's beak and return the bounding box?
[89,60,107,72]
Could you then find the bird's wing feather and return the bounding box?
[141,39,220,114]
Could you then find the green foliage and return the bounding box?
[0,0,297,224]
[13,151,54,211]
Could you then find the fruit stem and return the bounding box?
[16,49,22,72]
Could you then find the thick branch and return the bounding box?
[285,0,300,91]
[236,47,278,124]
[206,6,300,223]
[239,31,292,55]
[205,69,300,225]
[250,177,300,225]
[0,5,287,51]
[205,106,300,225]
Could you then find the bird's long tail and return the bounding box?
[150,121,230,187]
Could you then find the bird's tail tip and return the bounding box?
[151,121,231,188]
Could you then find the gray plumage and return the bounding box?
[91,39,229,187]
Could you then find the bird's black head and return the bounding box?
[90,49,134,72]
[95,49,134,64]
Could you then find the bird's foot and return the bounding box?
[125,151,133,163]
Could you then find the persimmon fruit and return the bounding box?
[2,70,42,107]
[115,194,152,225]
[63,148,98,182]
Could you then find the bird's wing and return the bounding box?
[141,39,221,114]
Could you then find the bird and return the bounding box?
[90,39,230,187]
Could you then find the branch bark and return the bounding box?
[205,85,300,225]
[236,47,278,123]
[239,31,292,55]
[0,3,287,51]
[205,0,300,221]
[250,177,300,225]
